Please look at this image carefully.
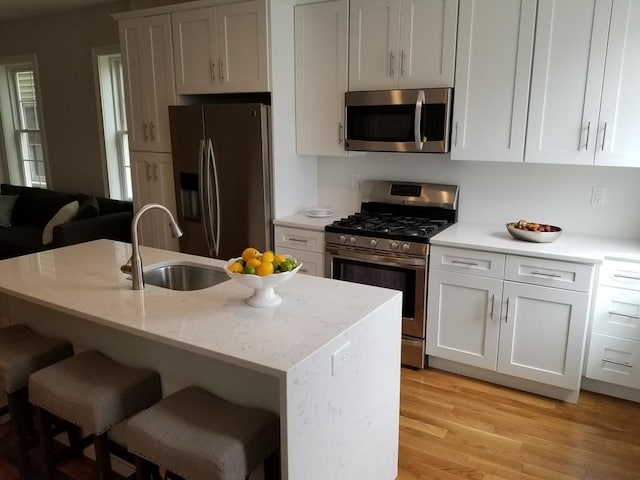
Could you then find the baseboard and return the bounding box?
[580,377,640,403]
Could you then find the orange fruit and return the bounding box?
[228,262,243,273]
[256,262,274,277]
[261,250,275,263]
[242,247,261,263]
[245,258,261,268]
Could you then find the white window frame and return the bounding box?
[0,54,50,188]
[93,46,131,201]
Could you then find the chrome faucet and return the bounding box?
[123,203,183,290]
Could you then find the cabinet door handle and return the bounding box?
[338,122,344,145]
[504,297,510,323]
[389,51,395,77]
[454,121,459,147]
[530,271,562,278]
[451,259,479,266]
[607,311,640,320]
[400,50,406,76]
[600,122,608,151]
[219,59,224,81]
[145,162,152,181]
[613,273,640,281]
[583,121,591,150]
[288,237,308,244]
[150,122,156,141]
[210,59,216,81]
[490,294,495,320]
[601,358,632,368]
[153,163,159,181]
[143,122,149,140]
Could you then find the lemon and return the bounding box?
[261,250,275,263]
[256,262,274,276]
[274,254,287,264]
[228,262,243,273]
[242,247,261,263]
[245,258,261,268]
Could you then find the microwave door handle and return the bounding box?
[414,90,425,151]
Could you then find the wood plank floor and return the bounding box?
[1,367,639,479]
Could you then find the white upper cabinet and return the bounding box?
[526,0,612,165]
[119,14,176,153]
[451,0,536,162]
[295,0,349,156]
[172,0,269,94]
[596,0,640,167]
[349,0,457,91]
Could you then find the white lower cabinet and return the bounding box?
[274,226,325,277]
[131,152,179,251]
[585,258,640,389]
[427,246,594,390]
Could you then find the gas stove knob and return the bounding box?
[339,235,347,244]
[402,243,411,252]
[390,241,399,250]
[349,236,357,245]
[370,239,378,247]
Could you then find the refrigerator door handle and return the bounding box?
[207,139,221,257]
[198,138,214,256]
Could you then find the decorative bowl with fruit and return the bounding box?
[224,248,303,307]
[506,220,562,243]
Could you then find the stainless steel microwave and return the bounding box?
[344,88,452,153]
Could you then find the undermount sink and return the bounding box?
[143,262,228,291]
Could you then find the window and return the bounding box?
[95,49,131,200]
[0,57,48,188]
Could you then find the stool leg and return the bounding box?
[35,406,55,480]
[94,433,112,480]
[264,449,281,480]
[7,389,31,480]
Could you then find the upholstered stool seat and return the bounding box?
[128,386,280,480]
[28,350,161,480]
[0,325,73,480]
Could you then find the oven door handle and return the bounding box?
[326,247,426,269]
[414,90,425,151]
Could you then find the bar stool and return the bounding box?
[28,350,161,480]
[0,324,73,480]
[127,386,280,480]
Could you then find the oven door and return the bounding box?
[325,245,427,368]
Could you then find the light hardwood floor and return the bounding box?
[398,368,640,480]
[1,368,639,479]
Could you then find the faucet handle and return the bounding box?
[120,256,133,275]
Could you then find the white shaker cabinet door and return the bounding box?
[451,0,536,162]
[398,0,457,88]
[217,0,269,93]
[498,281,589,390]
[349,0,401,91]
[172,7,218,94]
[525,0,612,165]
[426,269,502,371]
[295,0,348,156]
[595,0,640,167]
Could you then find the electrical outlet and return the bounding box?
[351,173,361,188]
[331,341,352,375]
[591,187,607,207]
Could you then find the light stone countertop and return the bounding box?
[273,210,353,231]
[0,239,400,377]
[431,222,640,264]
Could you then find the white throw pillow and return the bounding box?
[42,200,80,245]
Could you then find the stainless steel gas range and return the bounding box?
[325,180,459,368]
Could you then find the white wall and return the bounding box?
[317,153,640,239]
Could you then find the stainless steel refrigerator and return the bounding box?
[168,104,272,259]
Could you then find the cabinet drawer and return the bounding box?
[504,256,593,292]
[276,247,324,277]
[592,286,640,341]
[429,246,505,279]
[585,333,640,389]
[274,227,325,253]
[600,260,640,290]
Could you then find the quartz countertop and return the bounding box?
[431,223,640,264]
[273,210,353,231]
[0,240,399,377]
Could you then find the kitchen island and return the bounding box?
[0,240,402,479]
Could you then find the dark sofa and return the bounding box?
[0,184,133,260]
